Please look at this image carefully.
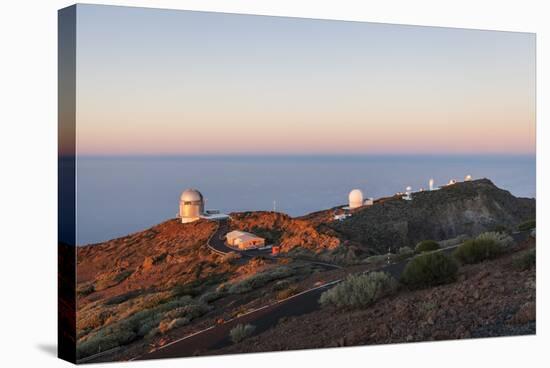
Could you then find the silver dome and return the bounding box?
[180,189,203,202]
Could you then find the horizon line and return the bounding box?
[61,152,537,159]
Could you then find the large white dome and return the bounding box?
[180,189,203,202]
[348,189,364,209]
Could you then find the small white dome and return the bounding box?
[348,189,364,209]
[180,189,203,202]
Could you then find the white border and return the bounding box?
[0,1,546,367]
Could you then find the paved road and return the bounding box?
[135,252,428,360]
[135,230,531,361]
[206,220,237,255]
[137,281,337,360]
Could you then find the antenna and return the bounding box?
[273,200,277,212]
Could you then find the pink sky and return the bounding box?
[73,6,535,156]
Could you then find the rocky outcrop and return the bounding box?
[329,179,535,253]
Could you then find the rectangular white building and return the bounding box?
[226,230,265,250]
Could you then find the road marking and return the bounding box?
[131,278,342,360]
[132,234,526,361]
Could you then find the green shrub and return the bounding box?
[518,219,536,232]
[401,252,458,288]
[171,274,228,297]
[438,234,469,249]
[103,290,141,306]
[77,327,136,358]
[512,248,536,270]
[76,295,211,359]
[319,272,398,309]
[230,323,256,343]
[476,231,514,249]
[393,246,414,261]
[227,266,294,294]
[362,254,387,264]
[415,240,440,253]
[318,246,362,265]
[399,246,414,256]
[287,247,315,258]
[453,234,508,264]
[198,290,225,304]
[251,226,282,244]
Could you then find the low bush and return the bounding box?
[476,231,514,250]
[76,295,211,359]
[438,234,469,249]
[512,248,536,271]
[287,247,315,258]
[227,266,294,294]
[277,286,299,300]
[398,246,414,256]
[77,283,95,297]
[362,254,387,265]
[401,252,458,288]
[272,279,291,291]
[103,290,141,306]
[318,246,362,265]
[221,251,241,263]
[172,274,228,297]
[392,246,414,261]
[198,290,225,304]
[158,317,189,334]
[230,323,256,343]
[415,240,440,253]
[77,327,136,358]
[452,231,512,264]
[319,272,398,309]
[251,226,283,244]
[518,219,536,232]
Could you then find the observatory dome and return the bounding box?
[348,189,364,209]
[180,189,203,202]
[179,189,205,223]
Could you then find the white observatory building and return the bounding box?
[179,189,205,223]
[348,189,364,209]
[402,186,413,201]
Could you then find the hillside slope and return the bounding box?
[328,179,535,253]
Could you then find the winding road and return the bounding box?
[133,227,530,361]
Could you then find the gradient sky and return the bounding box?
[75,4,535,155]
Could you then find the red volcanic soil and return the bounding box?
[77,219,220,301]
[229,211,340,252]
